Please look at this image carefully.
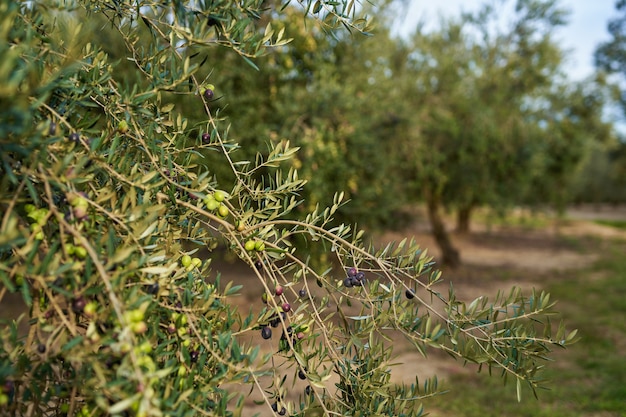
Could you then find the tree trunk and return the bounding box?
[425,191,461,268]
[456,205,473,234]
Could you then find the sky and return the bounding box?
[396,0,618,81]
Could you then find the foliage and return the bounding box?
[1,1,576,417]
[596,0,626,115]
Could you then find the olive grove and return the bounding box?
[0,1,577,416]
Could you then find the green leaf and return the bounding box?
[109,394,141,414]
[62,336,84,352]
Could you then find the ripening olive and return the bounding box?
[118,120,129,133]
[217,204,229,218]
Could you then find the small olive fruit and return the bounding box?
[200,84,215,100]
[70,194,89,210]
[69,132,80,142]
[73,205,88,221]
[217,204,229,218]
[254,240,265,252]
[74,246,87,259]
[236,220,246,231]
[281,302,291,313]
[244,240,256,252]
[72,296,87,313]
[84,302,97,317]
[261,326,272,340]
[118,120,129,133]
[275,285,284,296]
[204,196,220,211]
[201,132,210,143]
[132,321,148,334]
[14,275,24,286]
[181,255,192,268]
[128,309,145,323]
[405,289,416,299]
[213,190,225,202]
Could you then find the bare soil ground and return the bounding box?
[2,205,625,415]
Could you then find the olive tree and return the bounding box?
[0,1,577,416]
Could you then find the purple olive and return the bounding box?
[72,296,86,313]
[261,326,272,340]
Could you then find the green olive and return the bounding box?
[84,302,97,317]
[181,254,192,267]
[213,190,226,202]
[118,120,129,133]
[217,204,229,217]
[74,246,87,259]
[204,197,219,211]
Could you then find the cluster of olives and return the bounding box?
[24,204,49,240]
[124,308,148,335]
[259,286,309,343]
[180,254,203,272]
[199,83,215,101]
[343,267,365,288]
[203,190,229,218]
